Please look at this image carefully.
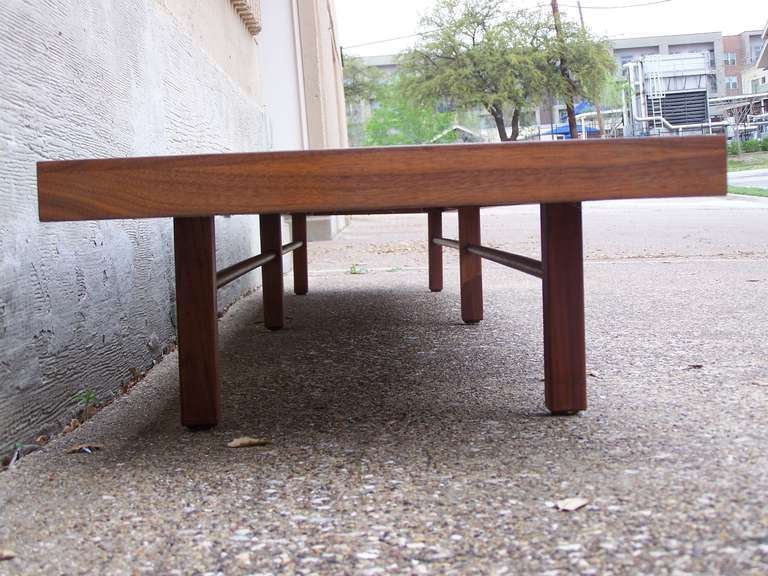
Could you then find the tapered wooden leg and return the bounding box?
[173,217,220,429]
[428,208,443,292]
[292,213,308,295]
[260,214,284,330]
[458,206,483,323]
[541,202,587,414]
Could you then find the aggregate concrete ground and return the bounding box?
[1,196,767,575]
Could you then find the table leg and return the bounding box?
[459,206,483,323]
[540,202,587,414]
[428,208,443,292]
[173,217,220,428]
[291,213,308,295]
[260,214,284,330]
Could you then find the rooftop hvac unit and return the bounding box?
[646,90,709,127]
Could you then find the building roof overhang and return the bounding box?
[759,21,768,69]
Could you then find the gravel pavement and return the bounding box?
[1,196,767,575]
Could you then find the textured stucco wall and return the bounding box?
[0,0,270,453]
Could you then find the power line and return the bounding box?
[343,30,437,50]
[558,0,673,9]
[341,0,675,51]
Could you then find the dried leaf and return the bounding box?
[556,497,589,512]
[0,549,15,561]
[35,435,49,446]
[66,443,104,454]
[63,418,82,434]
[82,405,99,421]
[227,437,271,448]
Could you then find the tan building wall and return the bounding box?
[159,0,262,97]
[297,0,351,239]
[298,0,348,150]
[722,35,743,94]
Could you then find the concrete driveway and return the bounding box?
[1,196,767,574]
[728,168,768,189]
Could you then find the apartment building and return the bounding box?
[612,30,763,97]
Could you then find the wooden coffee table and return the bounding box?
[37,137,726,427]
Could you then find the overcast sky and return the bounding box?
[335,0,767,57]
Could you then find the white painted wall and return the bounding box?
[260,0,307,151]
[0,0,271,453]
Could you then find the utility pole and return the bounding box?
[576,0,605,138]
[551,0,579,139]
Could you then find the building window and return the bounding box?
[620,55,633,66]
[753,79,761,93]
[724,52,736,66]
[726,76,738,90]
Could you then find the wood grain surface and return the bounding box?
[291,214,308,296]
[37,137,726,221]
[173,217,220,428]
[259,214,284,331]
[427,209,443,292]
[459,207,483,324]
[541,203,587,414]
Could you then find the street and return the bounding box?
[728,168,768,189]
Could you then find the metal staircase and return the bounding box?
[646,62,665,133]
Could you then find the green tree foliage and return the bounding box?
[364,76,455,146]
[343,56,382,104]
[399,0,614,141]
[544,20,616,135]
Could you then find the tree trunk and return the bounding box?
[564,97,578,139]
[552,0,578,140]
[595,100,605,137]
[509,108,521,141]
[490,106,510,141]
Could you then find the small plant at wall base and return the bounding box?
[73,389,99,421]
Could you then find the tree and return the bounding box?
[364,76,455,146]
[400,0,549,142]
[545,15,616,136]
[342,56,382,105]
[399,0,615,142]
[549,0,578,138]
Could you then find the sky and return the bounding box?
[335,0,767,57]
